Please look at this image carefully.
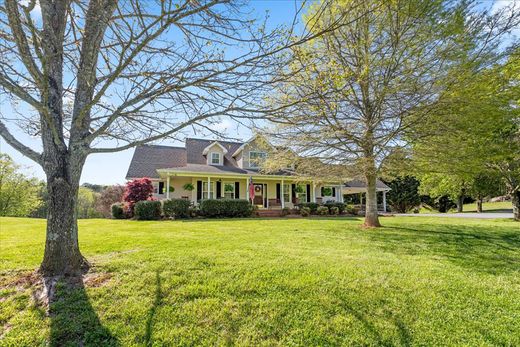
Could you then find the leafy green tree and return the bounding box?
[77,187,102,219]
[385,176,421,213]
[419,173,468,212]
[411,48,520,220]
[266,0,517,227]
[0,154,42,216]
[468,173,503,213]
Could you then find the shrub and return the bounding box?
[281,207,290,216]
[163,199,191,218]
[134,200,162,220]
[300,206,311,217]
[124,178,154,213]
[386,176,421,213]
[199,199,253,218]
[324,202,346,214]
[97,185,125,218]
[317,206,329,215]
[298,202,319,213]
[111,203,126,219]
[329,206,339,215]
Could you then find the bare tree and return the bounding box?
[265,0,519,227]
[0,0,349,277]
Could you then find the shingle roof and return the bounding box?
[125,145,187,179]
[345,179,390,189]
[186,138,243,166]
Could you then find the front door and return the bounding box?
[253,184,266,208]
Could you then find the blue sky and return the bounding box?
[1,0,517,184]
[0,0,305,184]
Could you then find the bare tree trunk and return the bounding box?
[456,195,464,213]
[40,155,88,277]
[364,170,381,227]
[476,196,483,213]
[512,190,520,222]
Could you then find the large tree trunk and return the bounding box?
[456,195,464,213]
[476,198,483,213]
[40,155,87,277]
[513,190,520,221]
[364,172,381,227]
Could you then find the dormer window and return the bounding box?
[249,151,267,168]
[210,152,222,165]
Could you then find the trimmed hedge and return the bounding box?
[324,202,346,214]
[163,199,191,218]
[199,199,253,218]
[111,203,126,219]
[329,206,339,215]
[317,206,329,215]
[300,206,311,217]
[134,200,162,220]
[298,202,319,213]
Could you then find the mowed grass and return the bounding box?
[462,201,513,213]
[420,201,514,214]
[0,217,519,346]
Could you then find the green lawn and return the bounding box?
[419,201,513,214]
[1,217,519,346]
[462,201,513,213]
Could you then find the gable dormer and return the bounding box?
[202,141,228,166]
[232,135,273,169]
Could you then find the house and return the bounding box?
[125,136,390,211]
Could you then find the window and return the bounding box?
[283,184,290,203]
[202,181,214,199]
[296,184,307,202]
[249,151,267,168]
[210,152,222,165]
[223,182,235,199]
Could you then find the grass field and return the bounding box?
[419,200,513,214]
[1,216,519,346]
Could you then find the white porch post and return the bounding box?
[383,191,387,212]
[281,179,285,208]
[166,174,170,199]
[312,181,316,203]
[338,184,343,203]
[207,176,211,199]
[266,183,269,208]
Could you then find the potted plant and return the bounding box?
[183,183,194,191]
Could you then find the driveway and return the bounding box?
[396,213,513,219]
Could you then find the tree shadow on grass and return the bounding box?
[141,270,162,346]
[367,222,520,274]
[47,276,119,347]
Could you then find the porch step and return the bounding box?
[257,210,283,217]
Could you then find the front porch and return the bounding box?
[151,171,344,210]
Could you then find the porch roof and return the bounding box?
[157,164,292,178]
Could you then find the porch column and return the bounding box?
[207,176,211,199]
[383,191,387,212]
[312,181,316,203]
[166,174,170,199]
[281,179,285,208]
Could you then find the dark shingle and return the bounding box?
[345,179,390,189]
[126,145,186,179]
[186,138,243,166]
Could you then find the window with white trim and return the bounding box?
[202,181,215,199]
[283,184,290,203]
[249,151,267,168]
[223,182,235,199]
[210,152,222,165]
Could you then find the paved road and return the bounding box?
[396,213,513,219]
